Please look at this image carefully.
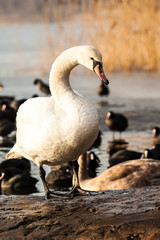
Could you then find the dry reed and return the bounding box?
[1,0,160,74]
[40,0,160,74]
[80,0,160,72]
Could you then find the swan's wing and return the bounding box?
[17,97,57,126]
[15,97,66,153]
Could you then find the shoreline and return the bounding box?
[0,186,160,239]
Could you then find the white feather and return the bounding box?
[6,46,101,168]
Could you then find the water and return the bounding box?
[0,129,154,196]
[0,22,87,78]
[0,72,158,196]
[0,22,160,196]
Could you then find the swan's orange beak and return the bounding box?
[94,64,109,85]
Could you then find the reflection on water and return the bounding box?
[96,102,125,109]
[106,139,129,156]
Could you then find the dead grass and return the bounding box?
[80,0,160,72]
[1,0,160,74]
[40,0,160,74]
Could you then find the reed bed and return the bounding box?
[1,0,160,75]
[86,0,160,72]
[40,0,160,73]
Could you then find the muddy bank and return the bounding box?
[0,186,160,239]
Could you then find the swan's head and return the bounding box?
[77,46,109,85]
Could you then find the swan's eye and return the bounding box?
[90,57,94,60]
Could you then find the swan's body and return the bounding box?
[6,46,109,197]
[78,153,160,191]
[9,95,98,167]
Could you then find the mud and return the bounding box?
[0,186,160,239]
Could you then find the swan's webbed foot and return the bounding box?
[69,186,91,198]
[45,190,71,200]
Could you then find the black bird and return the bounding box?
[10,98,27,112]
[105,111,128,140]
[0,119,15,142]
[46,150,101,189]
[34,78,51,95]
[0,101,16,122]
[87,151,100,177]
[153,126,160,137]
[46,165,72,190]
[107,139,128,156]
[10,95,38,112]
[0,82,3,91]
[97,82,110,96]
[0,167,38,195]
[152,127,160,146]
[141,148,160,160]
[0,96,14,103]
[0,158,31,175]
[89,130,102,149]
[109,149,142,167]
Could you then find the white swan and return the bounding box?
[6,46,109,198]
[78,153,160,191]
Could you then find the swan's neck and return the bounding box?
[78,153,89,182]
[49,47,79,101]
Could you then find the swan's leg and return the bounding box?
[39,166,49,194]
[39,166,69,199]
[69,160,91,197]
[72,160,79,187]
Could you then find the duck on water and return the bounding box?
[6,46,109,199]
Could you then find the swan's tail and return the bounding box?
[6,144,23,159]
